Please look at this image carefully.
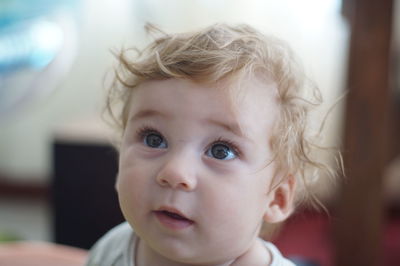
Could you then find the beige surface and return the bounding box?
[0,241,87,266]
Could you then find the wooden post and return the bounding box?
[334,0,393,266]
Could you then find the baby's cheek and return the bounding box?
[117,171,146,222]
[117,168,145,200]
[203,186,240,222]
[118,162,154,200]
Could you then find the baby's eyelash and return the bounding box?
[211,137,242,157]
[136,126,160,140]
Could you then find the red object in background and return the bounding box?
[272,211,400,266]
[273,212,333,266]
[383,215,400,266]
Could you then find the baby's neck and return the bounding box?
[135,238,271,266]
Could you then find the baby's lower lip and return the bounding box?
[154,211,194,230]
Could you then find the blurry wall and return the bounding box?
[0,0,348,184]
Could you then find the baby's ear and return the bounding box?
[263,175,296,224]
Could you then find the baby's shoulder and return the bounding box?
[94,222,133,247]
[85,222,135,266]
[262,240,296,266]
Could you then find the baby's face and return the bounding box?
[116,78,280,264]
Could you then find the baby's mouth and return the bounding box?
[155,210,193,222]
[159,210,187,220]
[154,208,194,229]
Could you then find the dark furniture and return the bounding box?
[52,140,124,250]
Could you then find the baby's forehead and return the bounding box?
[133,75,279,109]
[215,74,279,110]
[130,77,280,133]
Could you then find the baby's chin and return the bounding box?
[146,241,237,266]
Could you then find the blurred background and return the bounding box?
[0,0,398,265]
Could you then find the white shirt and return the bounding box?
[85,222,296,266]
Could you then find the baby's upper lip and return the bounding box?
[155,206,193,221]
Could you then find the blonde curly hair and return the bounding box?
[105,23,340,210]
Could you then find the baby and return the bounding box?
[86,23,337,266]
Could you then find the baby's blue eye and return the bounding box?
[144,132,167,149]
[206,143,236,160]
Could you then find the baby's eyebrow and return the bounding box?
[130,109,247,140]
[205,118,246,139]
[130,109,168,121]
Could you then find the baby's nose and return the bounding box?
[156,153,197,191]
